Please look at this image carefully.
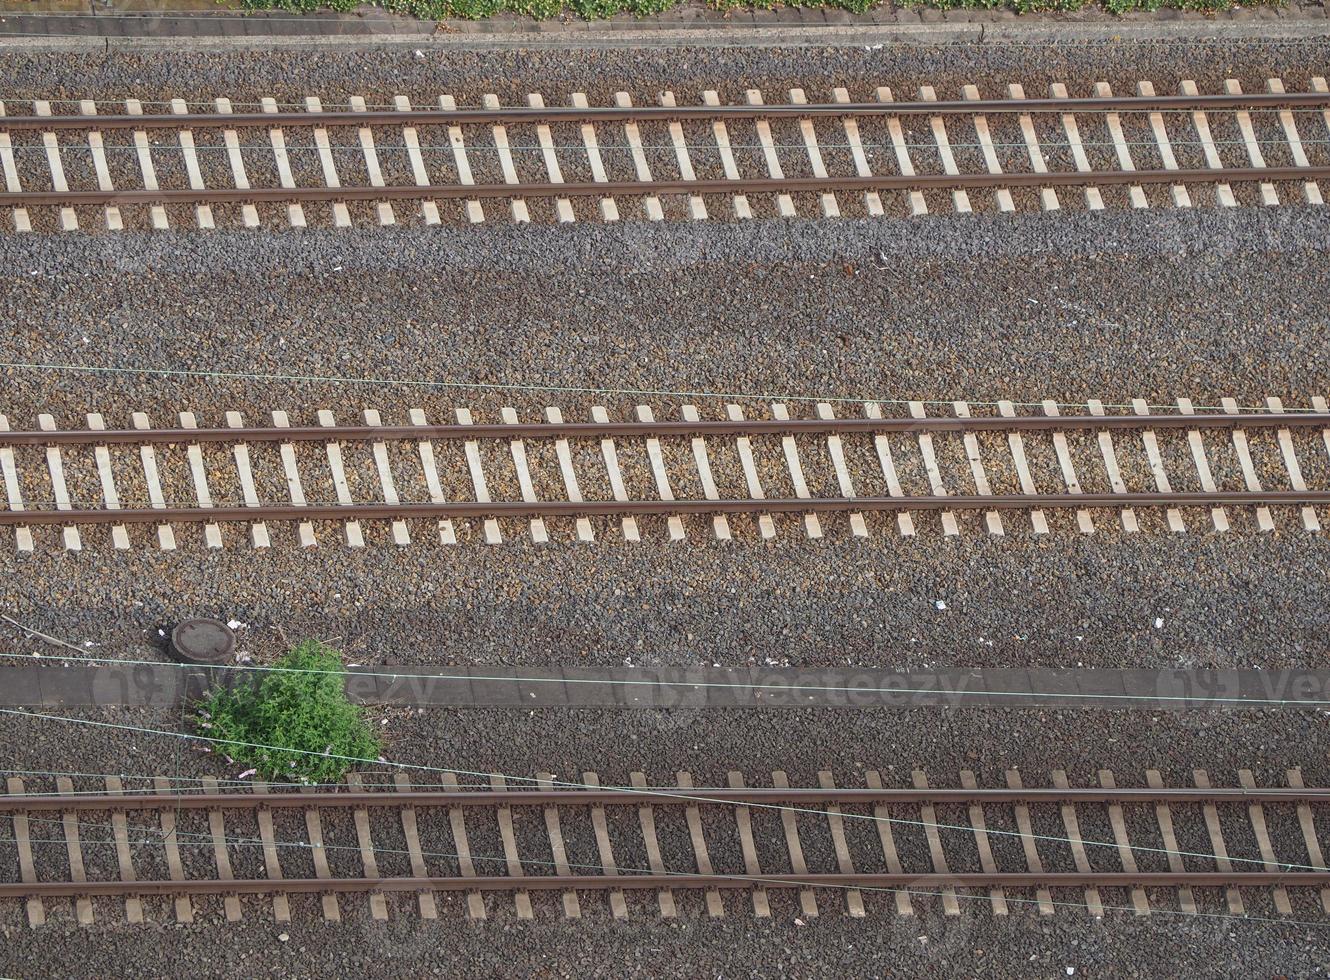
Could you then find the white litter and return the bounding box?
[227,619,245,630]
[237,768,257,779]
[1154,617,1164,629]
[934,600,947,611]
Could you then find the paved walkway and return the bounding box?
[3,662,1326,710]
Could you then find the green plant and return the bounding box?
[197,639,381,783]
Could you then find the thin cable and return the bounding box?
[14,813,1330,928]
[0,362,1300,415]
[0,705,1318,874]
[2,651,1323,709]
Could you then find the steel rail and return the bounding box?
[0,412,1326,447]
[1,92,1328,132]
[2,492,1328,525]
[5,167,1330,207]
[3,785,1323,812]
[5,871,1329,899]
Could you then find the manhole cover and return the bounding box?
[169,618,236,665]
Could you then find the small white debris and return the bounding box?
[414,49,425,59]
[1066,969,1076,977]
[237,768,257,779]
[227,619,245,630]
[933,600,947,611]
[348,663,361,668]
[278,932,290,943]
[380,718,389,726]
[30,652,40,658]
[1154,617,1164,629]
[917,935,928,944]
[376,756,387,763]
[83,641,94,647]
[794,917,806,926]
[158,629,166,637]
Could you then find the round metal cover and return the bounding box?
[169,618,236,665]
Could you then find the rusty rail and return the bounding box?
[1,92,1327,132]
[3,492,1329,525]
[0,411,1326,446]
[4,871,1328,899]
[4,167,1330,208]
[4,785,1325,811]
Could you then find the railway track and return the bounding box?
[1,398,1328,549]
[3,769,1327,924]
[1,78,1329,230]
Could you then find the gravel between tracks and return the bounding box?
[1,534,1328,670]
[1,37,1330,110]
[1,912,1327,979]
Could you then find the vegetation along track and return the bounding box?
[2,769,1328,925]
[2,79,1330,229]
[0,397,1328,549]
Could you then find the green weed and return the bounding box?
[197,639,381,784]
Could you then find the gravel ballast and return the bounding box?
[2,36,1329,977]
[2,38,1330,109]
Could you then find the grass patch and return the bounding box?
[197,639,381,784]
[234,0,1277,21]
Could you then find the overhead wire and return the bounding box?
[0,706,1321,876]
[0,362,1313,415]
[1,650,1324,710]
